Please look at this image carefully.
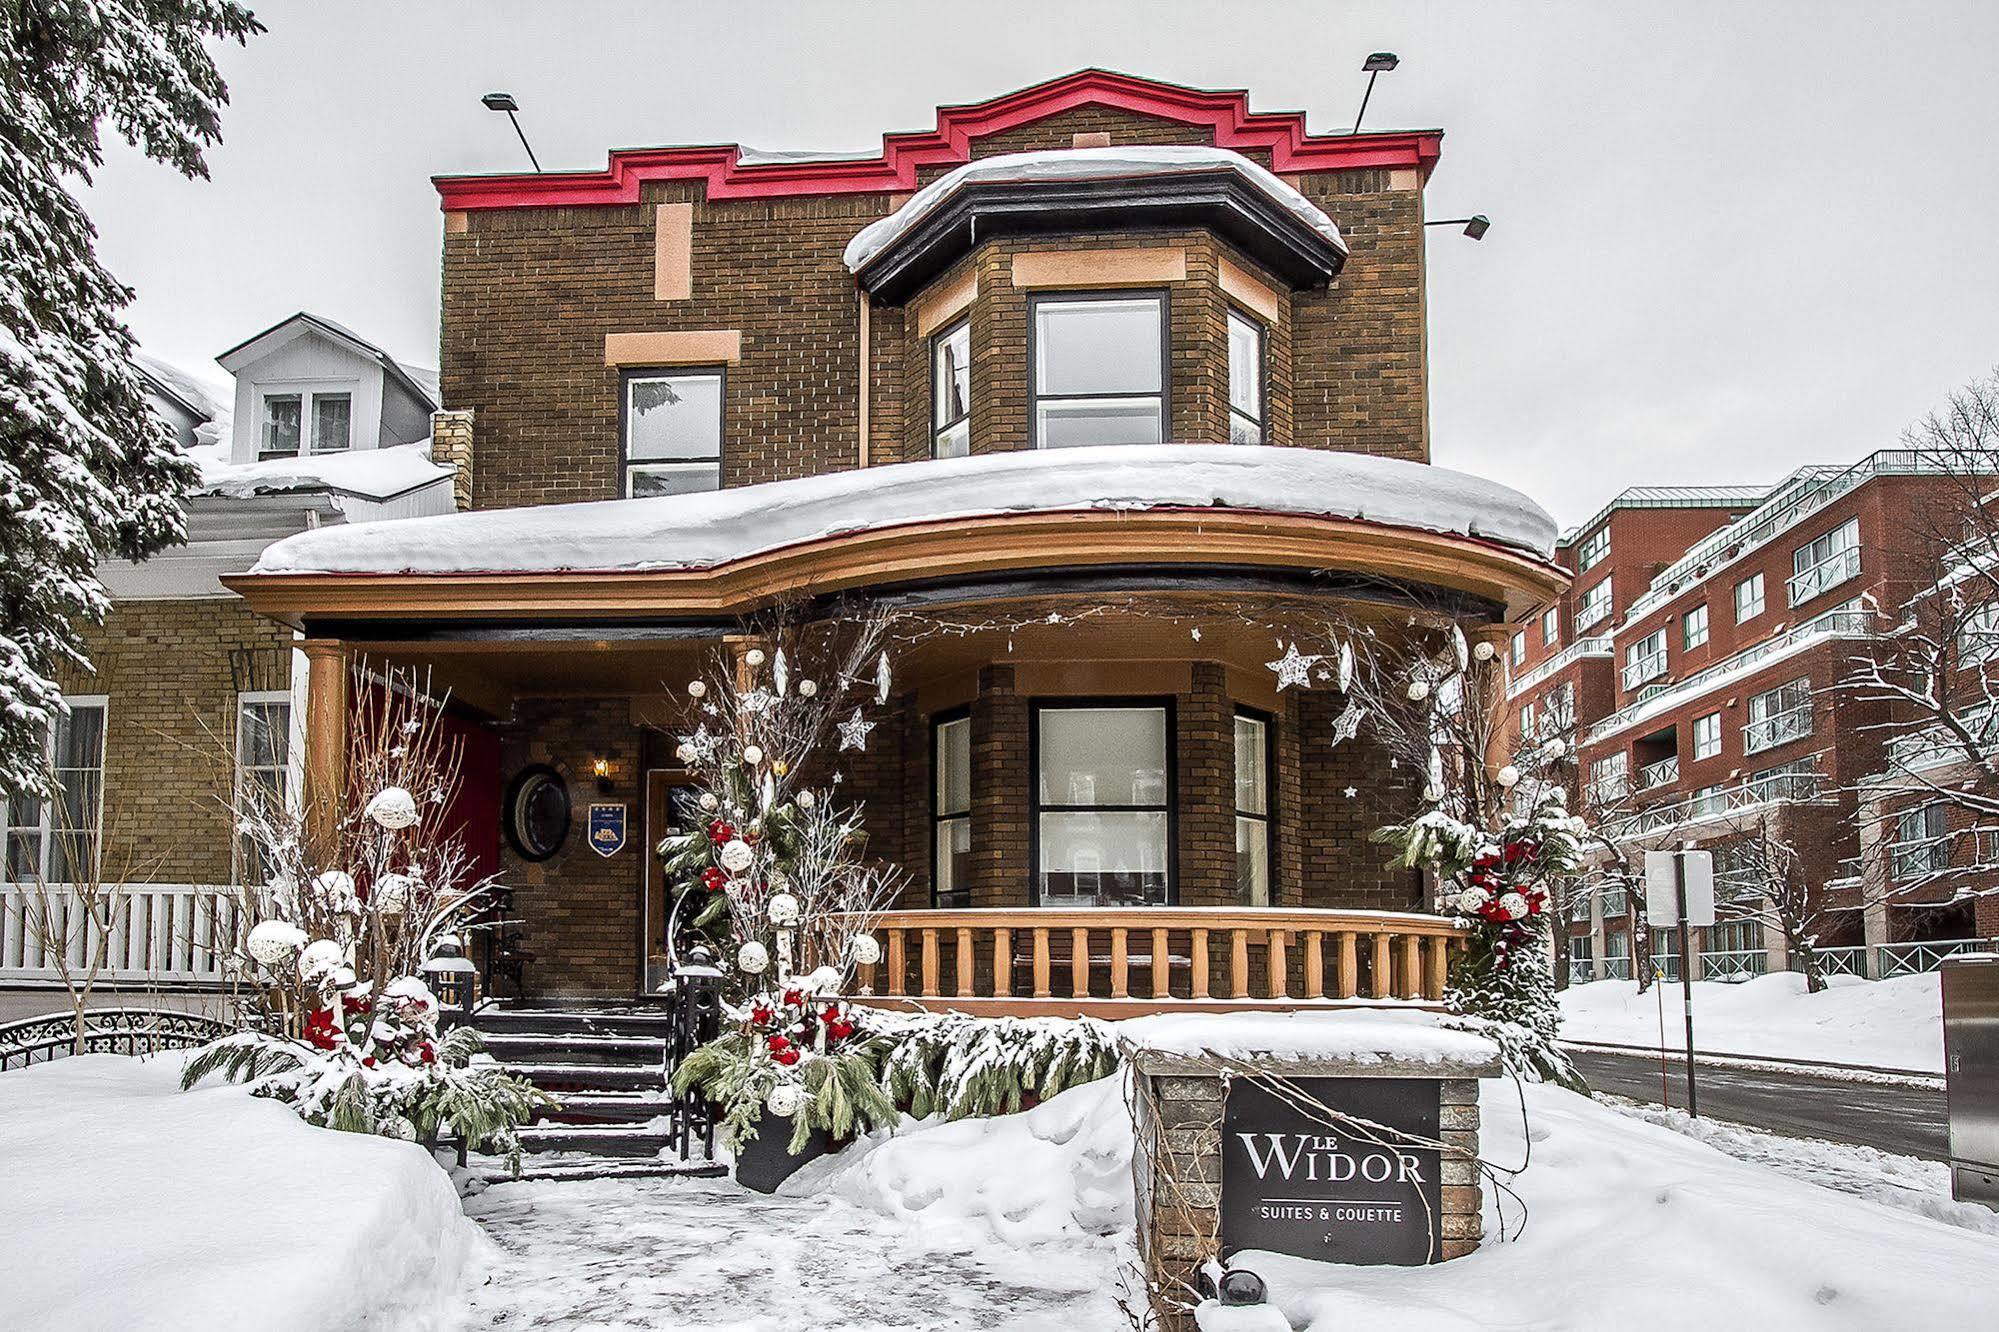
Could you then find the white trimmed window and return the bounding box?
[1545,681,1576,732]
[1226,309,1265,444]
[1958,604,1999,666]
[234,692,293,885]
[1748,757,1820,802]
[1892,802,1949,880]
[1511,630,1527,667]
[1683,603,1709,651]
[3,699,107,884]
[932,713,971,907]
[1622,628,1667,690]
[1575,580,1613,633]
[1541,605,1560,647]
[259,386,354,459]
[1519,700,1538,740]
[931,319,971,459]
[1588,752,1629,806]
[1744,678,1812,754]
[1578,526,1610,573]
[1234,712,1272,906]
[1692,712,1722,761]
[1734,572,1766,623]
[1789,518,1861,607]
[1031,294,1165,448]
[623,369,723,497]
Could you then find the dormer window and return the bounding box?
[312,393,352,452]
[1226,309,1265,444]
[259,388,352,459]
[931,319,971,459]
[1030,293,1165,448]
[260,394,301,458]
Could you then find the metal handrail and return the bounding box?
[1639,756,1680,789]
[1787,545,1862,607]
[1508,635,1614,699]
[1621,651,1668,691]
[0,1007,231,1072]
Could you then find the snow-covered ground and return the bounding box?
[0,1055,487,1332]
[1559,971,1944,1073]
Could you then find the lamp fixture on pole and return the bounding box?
[1425,214,1492,240]
[1351,52,1399,134]
[482,91,542,173]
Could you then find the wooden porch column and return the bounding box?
[302,640,349,852]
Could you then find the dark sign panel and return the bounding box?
[1221,1076,1443,1266]
[587,802,627,858]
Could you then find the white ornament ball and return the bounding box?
[373,873,415,914]
[1496,764,1521,789]
[246,919,307,966]
[698,792,720,812]
[687,680,708,699]
[744,648,767,668]
[311,870,359,914]
[1498,891,1530,921]
[676,742,697,764]
[767,891,802,928]
[364,786,420,830]
[1456,886,1491,915]
[1406,679,1432,702]
[1423,783,1444,803]
[737,941,770,974]
[766,1082,807,1118]
[796,790,816,811]
[742,744,765,766]
[797,679,818,698]
[848,933,881,966]
[1541,737,1568,760]
[719,839,755,873]
[1472,640,1497,662]
[298,939,344,982]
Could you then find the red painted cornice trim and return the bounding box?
[433,69,1444,212]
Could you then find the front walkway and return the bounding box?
[461,1175,1124,1331]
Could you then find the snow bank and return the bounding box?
[0,1055,487,1331]
[1559,971,1944,1073]
[782,1073,1134,1248]
[844,146,1347,272]
[252,443,1559,576]
[1120,1008,1500,1069]
[198,440,455,502]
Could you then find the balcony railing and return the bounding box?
[1743,706,1813,755]
[1574,599,1612,634]
[1639,755,1681,789]
[1585,606,1873,745]
[1787,545,1862,607]
[1696,948,1769,983]
[853,907,1466,1017]
[1621,651,1668,691]
[1610,765,1829,840]
[0,883,244,984]
[1508,635,1614,699]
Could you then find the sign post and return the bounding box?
[1645,846,1714,1118]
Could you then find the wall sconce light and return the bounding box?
[592,757,613,791]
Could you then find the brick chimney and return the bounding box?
[430,409,474,511]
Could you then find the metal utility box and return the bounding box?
[1942,953,1999,1207]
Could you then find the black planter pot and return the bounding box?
[732,1112,840,1193]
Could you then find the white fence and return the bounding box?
[1571,936,1993,986]
[0,884,245,984]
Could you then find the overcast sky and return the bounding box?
[83,0,1999,527]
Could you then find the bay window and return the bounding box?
[4,699,106,884]
[623,369,723,497]
[932,713,972,907]
[1030,294,1165,448]
[931,319,971,459]
[1226,308,1265,443]
[1034,703,1171,905]
[1234,711,1271,906]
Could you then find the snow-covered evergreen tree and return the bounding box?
[0,1,260,794]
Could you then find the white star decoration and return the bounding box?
[836,708,876,753]
[1343,786,1358,799]
[1329,699,1365,747]
[1266,643,1322,691]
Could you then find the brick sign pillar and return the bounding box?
[1125,1034,1501,1331]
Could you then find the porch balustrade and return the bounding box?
[852,906,1466,1018]
[0,883,244,984]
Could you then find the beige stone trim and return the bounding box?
[1009,247,1187,290]
[1071,131,1111,149]
[913,266,978,338]
[603,329,741,366]
[1217,255,1284,325]
[1389,166,1421,191]
[653,203,693,301]
[442,210,469,235]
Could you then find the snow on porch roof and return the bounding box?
[249,444,1559,578]
[843,145,1347,273]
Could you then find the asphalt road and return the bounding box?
[1568,1048,1950,1160]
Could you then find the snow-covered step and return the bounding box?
[540,1091,681,1126]
[518,1123,679,1158]
[471,1007,680,1040]
[476,1155,727,1185]
[505,1061,669,1095]
[479,1032,666,1066]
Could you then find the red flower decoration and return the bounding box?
[825,1018,855,1042]
[750,1003,774,1026]
[418,1042,436,1065]
[782,988,804,1008]
[302,1008,340,1051]
[362,1056,377,1069]
[773,1046,801,1067]
[700,866,728,893]
[707,819,737,845]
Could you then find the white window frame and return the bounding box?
[1225,308,1266,444]
[621,368,724,498]
[1233,711,1272,906]
[1622,628,1667,690]
[1541,605,1560,647]
[1029,292,1167,449]
[1683,603,1709,651]
[257,381,357,459]
[1891,802,1949,880]
[931,318,971,459]
[1578,526,1610,573]
[931,713,972,907]
[1575,580,1613,633]
[1734,572,1766,623]
[1519,700,1537,740]
[1692,711,1722,761]
[3,696,108,886]
[1959,604,1999,667]
[1744,678,1813,754]
[233,690,295,886]
[1511,630,1527,667]
[1788,518,1861,607]
[1588,752,1629,806]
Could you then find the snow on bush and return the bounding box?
[0,1055,487,1331]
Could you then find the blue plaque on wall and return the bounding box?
[587,803,627,858]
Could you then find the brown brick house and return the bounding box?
[218,71,1565,1006]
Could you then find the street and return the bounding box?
[1568,1047,1949,1160]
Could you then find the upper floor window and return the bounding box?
[1789,518,1861,607]
[1683,603,1709,651]
[4,699,106,885]
[931,319,971,459]
[1744,677,1812,754]
[1692,711,1722,761]
[1511,630,1527,667]
[1031,294,1165,448]
[1226,309,1265,444]
[1892,802,1949,880]
[623,370,722,498]
[1577,526,1610,572]
[1545,680,1576,732]
[1541,605,1560,647]
[1959,604,1999,666]
[1623,629,1667,689]
[932,712,972,908]
[1035,702,1170,906]
[1575,579,1613,633]
[1588,752,1629,806]
[1234,711,1272,906]
[1519,700,1537,740]
[1734,572,1766,623]
[259,388,352,459]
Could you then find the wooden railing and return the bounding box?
[0,884,245,984]
[853,907,1467,1018]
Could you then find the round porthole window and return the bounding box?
[504,765,571,862]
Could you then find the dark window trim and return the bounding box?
[1233,704,1276,904]
[1026,290,1170,449]
[617,365,726,499]
[1224,304,1267,443]
[929,706,972,908]
[1027,696,1178,907]
[503,763,571,863]
[930,317,972,459]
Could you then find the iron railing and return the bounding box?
[1508,636,1614,699]
[1639,756,1681,790]
[1696,948,1769,982]
[0,1007,231,1072]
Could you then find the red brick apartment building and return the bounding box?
[1510,453,1999,985]
[4,72,1571,1008]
